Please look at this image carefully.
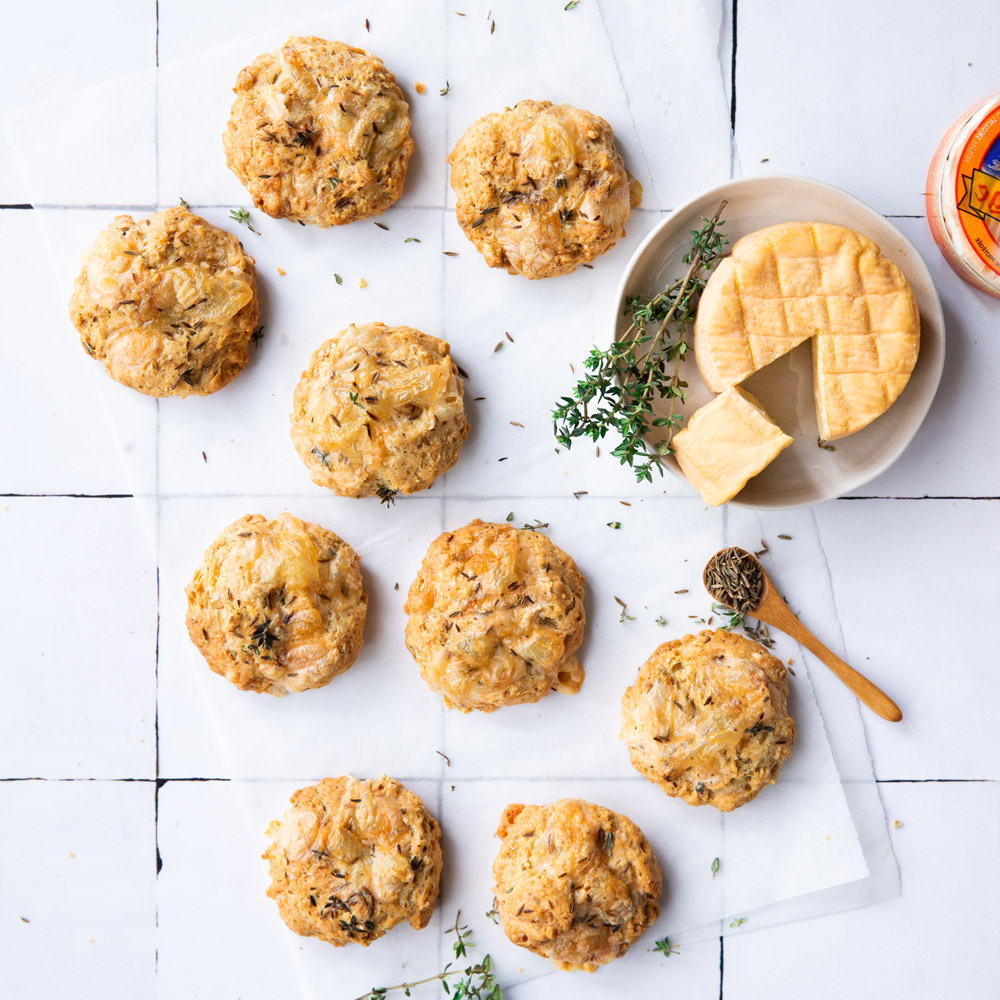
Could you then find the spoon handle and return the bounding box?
[763,601,903,723]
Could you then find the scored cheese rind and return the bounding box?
[671,386,793,506]
[694,222,920,440]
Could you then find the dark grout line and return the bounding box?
[0,493,134,499]
[875,778,995,783]
[2,775,994,784]
[1,491,995,502]
[839,495,998,501]
[0,776,232,783]
[0,203,33,210]
[719,934,725,999]
[728,0,738,178]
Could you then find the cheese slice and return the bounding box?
[672,386,793,506]
[694,222,920,440]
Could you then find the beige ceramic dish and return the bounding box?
[612,176,945,509]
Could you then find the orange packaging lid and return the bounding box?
[926,94,1000,298]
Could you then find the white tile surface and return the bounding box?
[815,499,1000,780]
[723,781,1000,999]
[0,212,131,494]
[0,498,156,779]
[735,0,1000,216]
[2,2,998,997]
[0,780,156,999]
[0,0,156,202]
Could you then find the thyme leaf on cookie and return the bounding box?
[229,207,260,235]
[552,202,727,483]
[355,911,503,1000]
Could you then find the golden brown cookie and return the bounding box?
[404,520,586,712]
[290,323,469,499]
[185,513,366,695]
[68,207,258,396]
[620,629,795,811]
[491,799,661,971]
[447,100,641,279]
[263,775,441,947]
[223,36,413,227]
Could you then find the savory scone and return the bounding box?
[671,386,794,506]
[492,799,661,971]
[694,222,920,440]
[68,207,258,396]
[223,36,413,226]
[290,323,468,499]
[447,100,641,279]
[404,520,586,712]
[263,775,441,947]
[620,630,795,812]
[185,513,366,695]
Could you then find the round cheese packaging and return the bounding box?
[926,93,1000,298]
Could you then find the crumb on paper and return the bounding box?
[276,266,286,276]
[893,819,902,828]
[359,278,367,289]
[787,657,793,665]
[415,81,426,94]
[69,852,75,859]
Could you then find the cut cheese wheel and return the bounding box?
[671,386,793,506]
[694,222,920,440]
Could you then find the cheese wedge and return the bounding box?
[672,386,793,506]
[694,222,920,440]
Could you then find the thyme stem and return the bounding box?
[552,201,727,483]
[354,911,503,1000]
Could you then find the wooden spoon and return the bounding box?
[704,547,902,723]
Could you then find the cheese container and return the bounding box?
[926,94,1000,298]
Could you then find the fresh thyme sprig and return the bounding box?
[552,202,727,482]
[229,207,260,234]
[355,912,503,1000]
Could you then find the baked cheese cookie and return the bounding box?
[620,630,795,811]
[69,207,258,396]
[694,222,920,440]
[404,520,586,712]
[448,100,641,279]
[492,799,661,971]
[185,513,366,695]
[263,775,441,947]
[223,36,413,226]
[290,323,469,499]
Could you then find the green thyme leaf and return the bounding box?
[552,202,727,482]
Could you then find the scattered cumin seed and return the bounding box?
[778,534,792,540]
[492,341,503,353]
[443,250,458,256]
[201,451,207,463]
[374,221,389,230]
[510,421,524,428]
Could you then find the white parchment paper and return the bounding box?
[7,2,897,996]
